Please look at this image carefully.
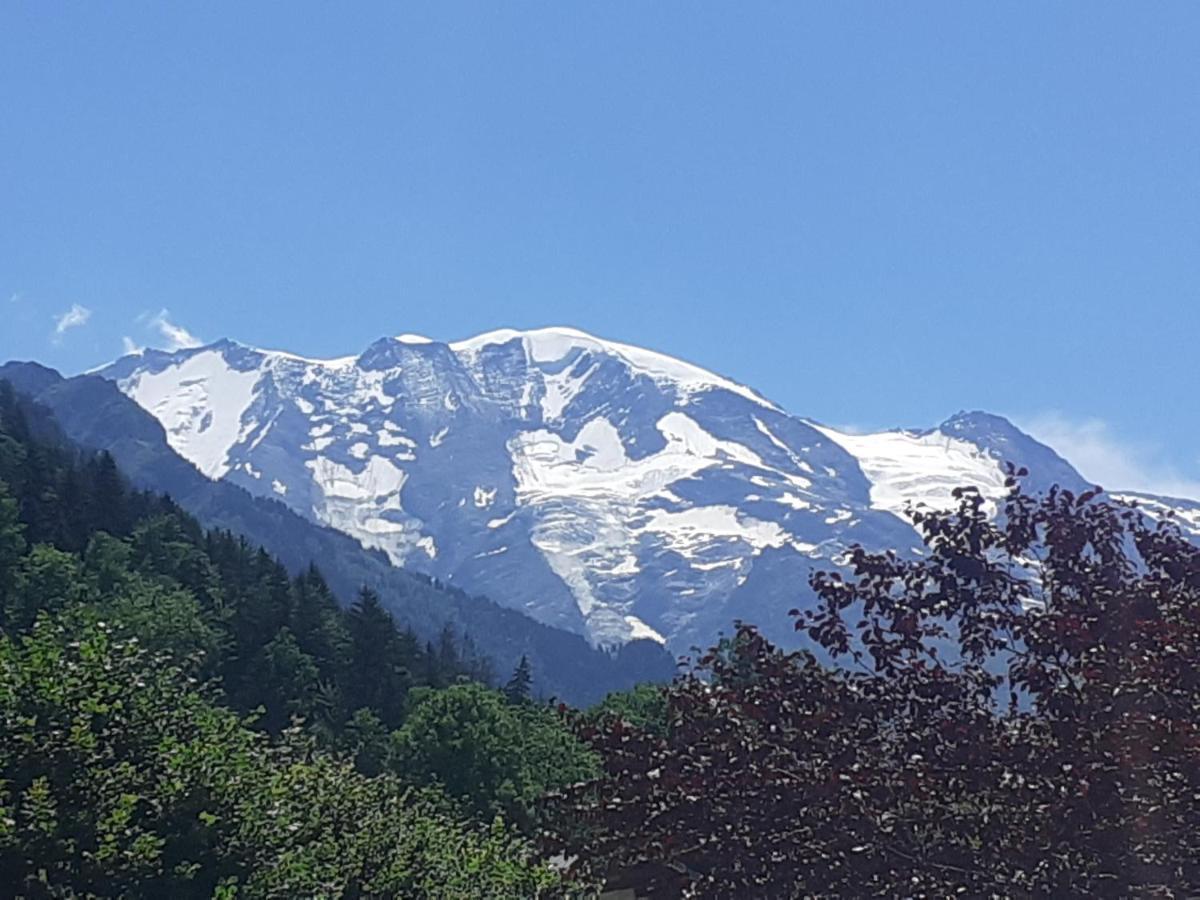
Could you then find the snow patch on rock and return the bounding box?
[117,349,260,479]
[811,423,1009,517]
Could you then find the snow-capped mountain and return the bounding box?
[96,327,1194,652]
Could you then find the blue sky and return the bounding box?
[2,3,1199,496]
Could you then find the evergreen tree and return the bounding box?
[397,625,423,672]
[288,564,349,685]
[0,482,26,621]
[248,626,321,731]
[504,654,533,705]
[437,622,461,680]
[340,707,390,776]
[56,463,88,553]
[86,451,129,537]
[346,585,411,726]
[461,631,497,685]
[424,638,443,688]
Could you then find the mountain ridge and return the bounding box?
[90,327,1198,652]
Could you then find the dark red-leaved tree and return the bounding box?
[544,474,1200,898]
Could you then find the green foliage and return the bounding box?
[506,703,602,828]
[95,578,223,670]
[248,627,322,732]
[8,543,85,631]
[339,707,391,777]
[0,616,562,898]
[346,586,413,725]
[391,683,598,832]
[0,617,250,894]
[585,683,669,737]
[0,378,593,895]
[0,482,25,614]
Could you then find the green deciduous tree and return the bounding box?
[586,682,669,737]
[391,683,597,832]
[7,543,86,630]
[0,616,563,898]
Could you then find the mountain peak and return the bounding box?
[936,410,1089,495]
[449,326,780,410]
[938,409,1017,434]
[449,325,599,353]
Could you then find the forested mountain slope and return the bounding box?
[0,363,674,705]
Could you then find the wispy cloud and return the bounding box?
[8,291,21,304]
[140,308,203,350]
[1017,411,1200,502]
[51,303,92,342]
[816,420,878,436]
[121,336,145,356]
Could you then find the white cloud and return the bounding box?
[817,421,877,436]
[1017,411,1200,502]
[51,303,92,341]
[121,336,144,356]
[142,308,202,350]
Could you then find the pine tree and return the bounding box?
[0,482,26,622]
[460,632,496,685]
[346,586,410,726]
[57,464,88,553]
[504,655,532,704]
[437,622,460,678]
[88,451,129,537]
[289,565,348,677]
